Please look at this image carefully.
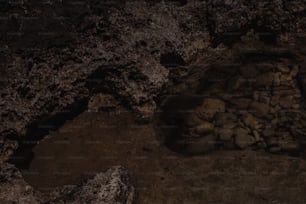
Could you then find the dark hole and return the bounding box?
[160,52,186,67]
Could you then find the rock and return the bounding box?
[255,72,275,87]
[279,96,294,109]
[249,101,270,117]
[290,65,299,77]
[272,72,282,86]
[266,137,279,146]
[185,114,203,127]
[270,95,280,106]
[88,94,119,112]
[215,128,233,141]
[196,98,226,120]
[242,113,261,130]
[184,134,217,154]
[252,130,262,142]
[195,122,214,135]
[276,64,290,73]
[280,141,300,152]
[229,98,251,109]
[234,128,256,149]
[214,112,238,128]
[262,128,275,138]
[48,166,134,204]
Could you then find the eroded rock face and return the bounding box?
[2,0,306,203]
[0,166,133,204]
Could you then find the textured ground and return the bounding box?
[1,0,306,203]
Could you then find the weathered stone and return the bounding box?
[262,128,275,138]
[234,128,255,149]
[214,112,238,127]
[195,122,214,135]
[255,72,275,87]
[215,128,233,141]
[242,113,261,130]
[249,101,270,117]
[276,64,290,73]
[229,98,251,109]
[280,141,300,151]
[48,166,134,204]
[252,130,262,142]
[196,98,226,120]
[279,96,294,109]
[290,65,299,77]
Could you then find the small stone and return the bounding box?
[242,113,261,130]
[270,95,280,106]
[252,130,262,142]
[290,65,299,77]
[214,112,238,128]
[249,101,270,117]
[280,141,300,151]
[273,72,281,86]
[196,98,226,120]
[262,128,275,138]
[276,64,290,73]
[230,98,251,109]
[195,122,214,135]
[216,128,233,141]
[279,96,294,109]
[234,128,255,149]
[255,72,274,87]
[280,74,292,82]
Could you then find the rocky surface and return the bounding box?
[158,34,306,156]
[1,0,306,203]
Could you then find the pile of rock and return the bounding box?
[182,60,304,155]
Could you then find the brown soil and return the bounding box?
[21,106,306,204]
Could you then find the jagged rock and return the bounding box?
[48,166,134,204]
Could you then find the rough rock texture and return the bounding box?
[1,0,306,203]
[47,166,134,204]
[0,166,133,204]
